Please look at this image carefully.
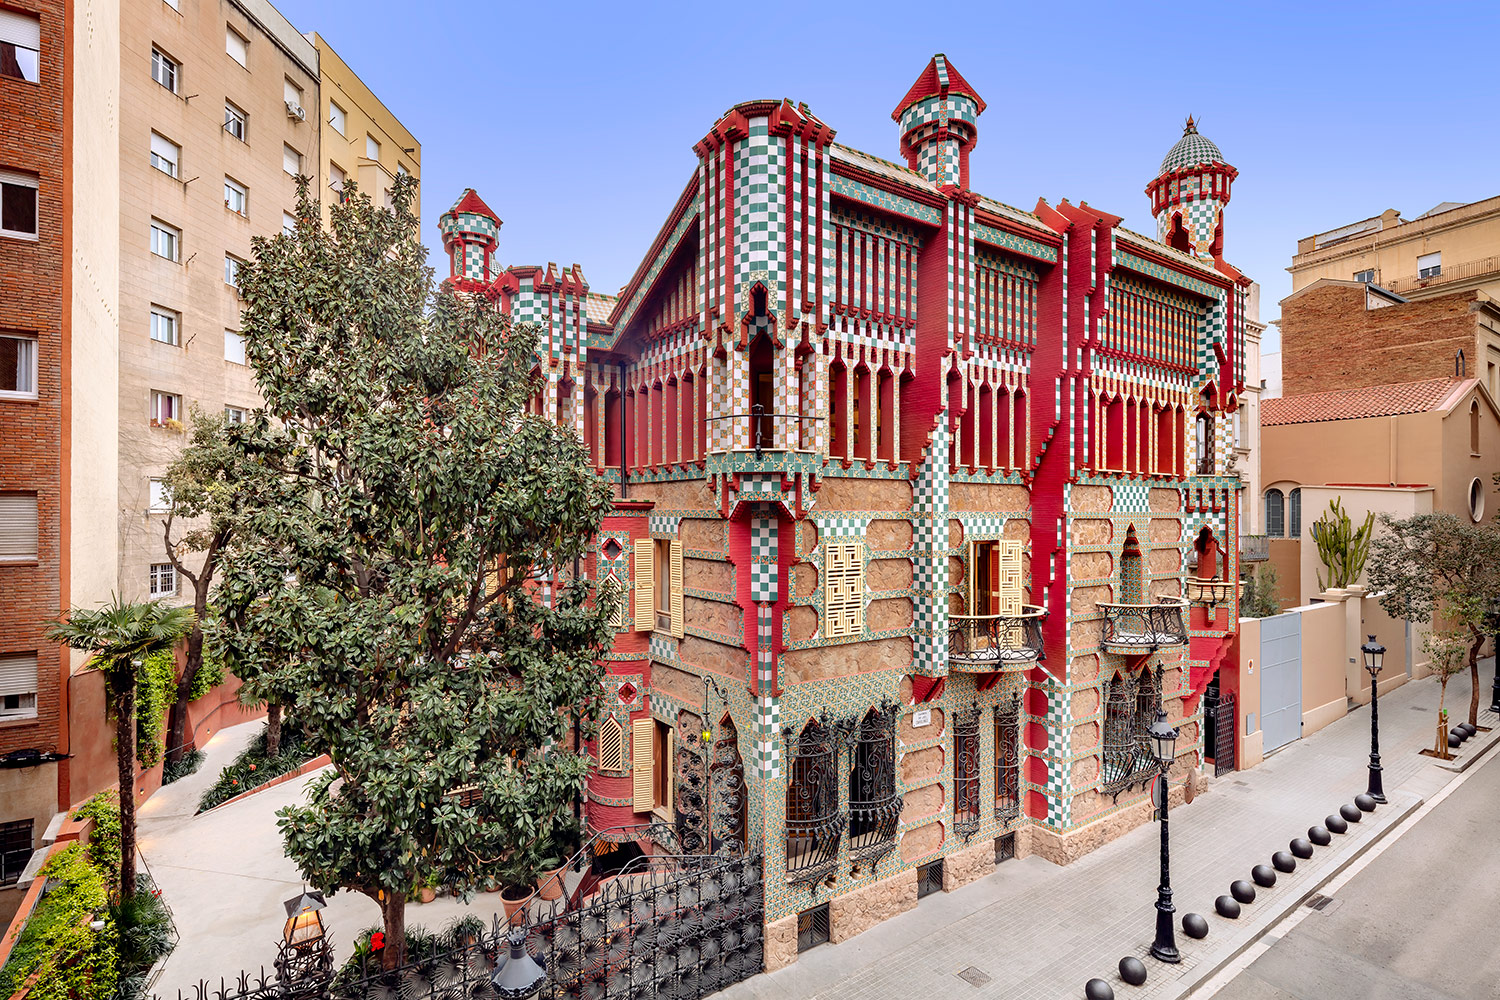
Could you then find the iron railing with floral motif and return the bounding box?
[994,694,1022,826]
[952,706,982,841]
[1099,596,1189,652]
[1101,667,1162,795]
[948,606,1047,669]
[847,705,902,867]
[784,720,845,886]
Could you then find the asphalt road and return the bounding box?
[1208,747,1500,1000]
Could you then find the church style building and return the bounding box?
[440,54,1247,967]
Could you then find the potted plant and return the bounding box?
[416,873,438,904]
[534,818,582,901]
[498,856,534,922]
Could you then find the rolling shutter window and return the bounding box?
[597,716,624,772]
[634,539,654,632]
[823,541,865,638]
[0,10,41,51]
[669,540,684,637]
[632,718,654,812]
[0,494,39,561]
[225,27,247,67]
[0,654,37,718]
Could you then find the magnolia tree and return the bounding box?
[1368,511,1500,729]
[211,177,616,967]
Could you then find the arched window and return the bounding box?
[785,719,842,883]
[848,706,901,865]
[1120,524,1143,605]
[994,693,1021,825]
[596,716,624,772]
[1195,412,1213,474]
[1289,488,1302,538]
[1265,489,1285,538]
[1471,400,1481,455]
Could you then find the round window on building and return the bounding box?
[1469,477,1485,522]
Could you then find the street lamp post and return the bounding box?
[1361,635,1386,804]
[1491,626,1500,715]
[1148,708,1180,964]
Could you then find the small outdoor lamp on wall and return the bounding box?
[491,926,547,999]
[282,889,327,949]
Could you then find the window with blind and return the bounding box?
[224,177,247,217]
[151,47,177,92]
[0,170,39,239]
[224,330,246,365]
[283,144,302,177]
[0,493,38,561]
[596,716,624,772]
[150,133,180,178]
[224,102,247,142]
[149,306,179,346]
[823,541,865,638]
[0,9,41,83]
[329,101,346,135]
[225,26,247,67]
[150,219,179,261]
[0,653,38,720]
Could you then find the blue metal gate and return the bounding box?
[1260,612,1302,753]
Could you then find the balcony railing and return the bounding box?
[1240,534,1269,562]
[1185,578,1239,608]
[706,408,824,459]
[1384,253,1500,294]
[948,606,1047,671]
[1099,596,1189,653]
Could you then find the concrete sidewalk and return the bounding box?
[720,666,1500,1000]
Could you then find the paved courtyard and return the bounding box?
[139,665,1500,999]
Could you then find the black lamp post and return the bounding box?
[491,926,547,1000]
[1491,624,1500,715]
[1148,708,1180,964]
[1361,635,1386,804]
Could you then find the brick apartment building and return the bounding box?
[0,0,69,901]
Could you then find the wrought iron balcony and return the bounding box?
[706,408,823,459]
[1240,534,1270,562]
[1099,596,1189,654]
[1185,578,1239,608]
[948,606,1047,671]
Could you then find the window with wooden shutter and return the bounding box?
[0,494,38,561]
[824,541,865,638]
[598,716,624,772]
[632,717,654,811]
[669,540,684,637]
[634,539,654,631]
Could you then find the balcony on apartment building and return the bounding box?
[1380,253,1500,295]
[1099,596,1189,654]
[1239,534,1269,563]
[948,606,1048,671]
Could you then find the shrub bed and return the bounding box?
[0,844,118,1000]
[197,717,316,812]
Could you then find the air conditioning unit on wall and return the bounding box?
[285,101,305,121]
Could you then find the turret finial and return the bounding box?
[1183,115,1197,135]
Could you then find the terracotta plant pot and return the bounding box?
[536,868,565,901]
[500,885,531,922]
[418,886,436,904]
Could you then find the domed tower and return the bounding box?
[1146,117,1237,261]
[892,53,985,190]
[438,188,502,291]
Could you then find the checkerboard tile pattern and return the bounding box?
[750,510,778,603]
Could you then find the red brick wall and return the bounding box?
[0,0,67,791]
[1280,284,1479,397]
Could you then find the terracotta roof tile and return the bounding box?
[1262,377,1464,426]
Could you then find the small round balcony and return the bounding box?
[948,607,1048,672]
[1099,596,1189,654]
[1185,578,1238,608]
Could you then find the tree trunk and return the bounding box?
[116,679,139,900]
[380,889,407,970]
[1468,634,1483,727]
[266,701,282,757]
[164,626,203,769]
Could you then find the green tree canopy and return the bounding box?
[210,176,616,967]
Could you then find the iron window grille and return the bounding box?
[847,704,902,867]
[994,832,1016,865]
[916,859,944,899]
[796,904,830,952]
[0,819,31,886]
[784,719,844,885]
[994,693,1021,826]
[1101,667,1162,795]
[953,705,982,841]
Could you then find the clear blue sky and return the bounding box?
[277,0,1499,353]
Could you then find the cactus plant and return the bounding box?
[1312,497,1375,590]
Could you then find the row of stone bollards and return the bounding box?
[1083,792,1379,999]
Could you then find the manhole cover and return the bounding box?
[1304,893,1341,913]
[957,967,991,987]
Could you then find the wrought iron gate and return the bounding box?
[1203,685,1236,777]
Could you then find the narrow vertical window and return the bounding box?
[0,333,38,398]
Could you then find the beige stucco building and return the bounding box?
[1290,196,1500,303]
[307,32,420,225]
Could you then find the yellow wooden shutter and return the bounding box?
[664,726,675,812]
[598,716,624,771]
[824,541,865,639]
[634,539,654,632]
[632,718,653,811]
[669,540,684,637]
[996,540,1023,615]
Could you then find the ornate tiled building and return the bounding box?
[442,55,1247,966]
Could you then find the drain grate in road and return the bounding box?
[957,967,991,987]
[1305,892,1341,913]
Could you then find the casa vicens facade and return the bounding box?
[440,55,1248,966]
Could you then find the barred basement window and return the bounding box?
[1101,667,1160,795]
[848,705,901,866]
[916,859,944,899]
[994,832,1016,864]
[785,719,843,885]
[797,904,830,952]
[953,705,981,841]
[994,693,1021,826]
[824,541,865,638]
[597,716,624,772]
[0,820,32,886]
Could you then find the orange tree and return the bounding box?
[210,176,616,968]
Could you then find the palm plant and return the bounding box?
[47,597,195,900]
